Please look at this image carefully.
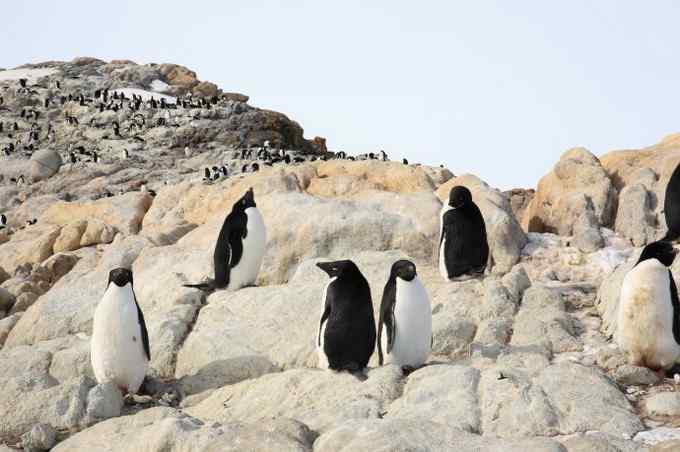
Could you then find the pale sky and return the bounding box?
[3,1,680,189]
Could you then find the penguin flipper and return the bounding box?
[669,270,680,346]
[134,294,151,361]
[378,277,397,365]
[182,280,217,292]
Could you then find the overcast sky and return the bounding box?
[3,1,680,189]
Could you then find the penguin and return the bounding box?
[91,268,150,394]
[220,166,228,177]
[379,150,388,161]
[378,260,432,371]
[184,188,267,292]
[184,146,192,158]
[402,158,409,165]
[663,162,680,242]
[617,241,680,372]
[0,213,6,230]
[316,260,376,371]
[203,167,211,182]
[120,149,129,160]
[251,163,260,172]
[439,186,489,280]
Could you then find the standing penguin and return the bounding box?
[617,241,680,372]
[316,260,376,371]
[664,162,680,242]
[378,260,432,371]
[184,188,266,292]
[439,186,489,281]
[91,268,150,394]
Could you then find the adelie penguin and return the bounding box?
[91,268,150,394]
[663,162,680,242]
[378,260,432,372]
[317,260,376,372]
[617,241,680,374]
[184,188,267,292]
[439,186,489,281]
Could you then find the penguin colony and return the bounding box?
[5,74,680,395]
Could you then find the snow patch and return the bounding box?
[0,68,58,82]
[634,427,680,445]
[150,79,170,93]
[110,88,176,103]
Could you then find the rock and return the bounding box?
[635,427,680,446]
[615,183,659,246]
[0,225,61,274]
[0,376,94,443]
[42,192,151,235]
[437,174,527,274]
[53,220,87,253]
[80,219,116,246]
[525,147,616,234]
[10,291,38,313]
[21,423,57,452]
[511,286,580,353]
[613,365,661,386]
[386,365,481,432]
[431,318,477,357]
[596,252,637,339]
[159,64,199,91]
[222,92,249,103]
[314,418,567,452]
[85,383,124,423]
[504,188,536,226]
[645,392,680,417]
[559,432,646,452]
[0,313,21,346]
[191,81,219,97]
[30,149,63,182]
[653,440,680,451]
[0,287,15,313]
[501,265,532,303]
[186,367,403,433]
[0,266,10,284]
[40,252,79,284]
[53,407,313,452]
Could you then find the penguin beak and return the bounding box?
[316,262,336,276]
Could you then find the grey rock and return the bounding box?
[0,287,15,313]
[30,149,63,182]
[21,423,57,452]
[644,392,680,417]
[615,183,659,246]
[613,365,661,386]
[85,383,124,422]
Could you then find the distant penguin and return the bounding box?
[91,268,150,394]
[184,188,267,292]
[617,241,680,372]
[439,186,489,280]
[220,166,228,176]
[316,260,376,371]
[378,260,432,371]
[203,167,211,181]
[251,163,260,172]
[663,162,680,242]
[402,158,409,165]
[184,146,192,158]
[379,150,388,161]
[120,149,129,160]
[0,213,6,229]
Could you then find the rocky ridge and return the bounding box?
[1,58,680,451]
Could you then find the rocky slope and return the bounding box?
[1,58,680,451]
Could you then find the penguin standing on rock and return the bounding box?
[378,260,432,372]
[91,268,150,394]
[184,188,266,292]
[317,260,376,372]
[439,186,489,281]
[663,162,680,242]
[617,241,680,374]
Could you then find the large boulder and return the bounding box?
[30,149,62,182]
[524,148,616,240]
[436,174,527,274]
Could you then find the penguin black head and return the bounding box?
[235,188,256,210]
[391,259,417,282]
[636,241,678,267]
[448,186,473,209]
[108,268,133,288]
[316,260,361,279]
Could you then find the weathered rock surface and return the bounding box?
[30,149,63,182]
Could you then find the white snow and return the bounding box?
[634,427,680,445]
[110,88,176,103]
[150,79,170,93]
[0,68,57,82]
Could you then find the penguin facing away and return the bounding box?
[184,188,266,292]
[664,162,680,242]
[316,260,376,371]
[617,241,680,372]
[439,186,489,281]
[91,268,150,394]
[378,260,432,371]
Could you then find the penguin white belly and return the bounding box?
[91,288,148,393]
[229,207,267,290]
[439,205,452,280]
[383,278,432,368]
[617,261,680,370]
[317,277,336,369]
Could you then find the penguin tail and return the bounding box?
[182,281,216,293]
